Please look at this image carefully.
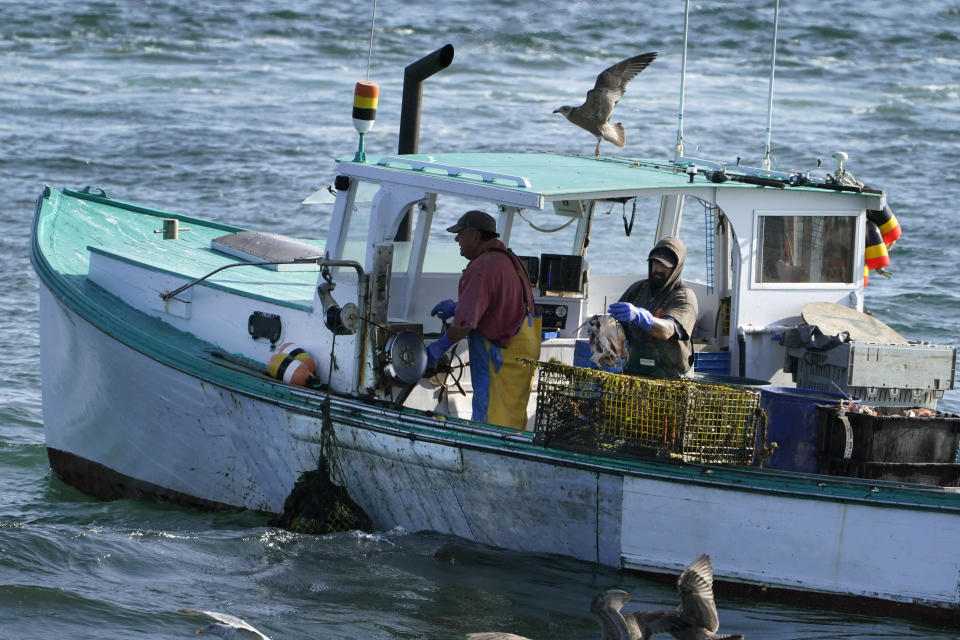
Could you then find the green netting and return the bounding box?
[269,459,372,534]
[529,360,764,465]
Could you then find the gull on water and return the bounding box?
[623,554,744,640]
[553,52,657,156]
[178,609,272,640]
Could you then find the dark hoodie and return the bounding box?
[617,236,699,378]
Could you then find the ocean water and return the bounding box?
[3,1,960,638]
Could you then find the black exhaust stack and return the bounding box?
[395,44,454,241]
[398,44,455,155]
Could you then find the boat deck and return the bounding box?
[36,186,321,311]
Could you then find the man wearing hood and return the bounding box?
[607,236,699,378]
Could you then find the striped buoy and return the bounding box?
[277,342,316,374]
[864,264,869,287]
[352,81,379,135]
[268,352,314,387]
[864,220,890,271]
[867,205,902,245]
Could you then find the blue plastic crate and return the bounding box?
[694,351,730,375]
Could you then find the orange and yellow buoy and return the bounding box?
[352,81,379,162]
[267,351,314,387]
[352,81,379,134]
[867,205,902,246]
[277,342,317,374]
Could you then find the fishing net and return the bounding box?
[528,360,764,465]
[269,458,372,534]
[269,398,372,535]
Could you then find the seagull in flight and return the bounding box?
[178,609,272,640]
[624,554,744,640]
[554,52,657,156]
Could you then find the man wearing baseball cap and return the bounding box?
[607,236,698,378]
[425,210,541,429]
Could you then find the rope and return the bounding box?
[518,210,578,233]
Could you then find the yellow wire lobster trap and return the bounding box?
[527,360,765,465]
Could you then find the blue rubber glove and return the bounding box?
[608,302,654,331]
[430,299,457,320]
[426,334,454,369]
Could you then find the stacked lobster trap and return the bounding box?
[529,361,764,465]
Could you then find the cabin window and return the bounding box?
[755,214,857,285]
[338,184,376,264]
[422,196,580,273]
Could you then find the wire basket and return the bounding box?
[528,360,764,465]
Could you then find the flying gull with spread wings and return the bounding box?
[554,52,657,156]
[178,609,272,640]
[623,554,744,640]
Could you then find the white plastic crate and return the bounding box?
[789,341,956,409]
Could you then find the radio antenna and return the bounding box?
[761,0,781,170]
[365,0,377,80]
[674,0,690,161]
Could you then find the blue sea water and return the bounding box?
[3,1,960,638]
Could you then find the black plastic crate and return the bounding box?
[817,405,960,464]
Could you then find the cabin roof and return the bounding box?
[337,152,881,209]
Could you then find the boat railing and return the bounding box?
[375,156,531,187]
[160,257,365,302]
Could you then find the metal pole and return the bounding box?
[762,0,780,170]
[675,0,690,161]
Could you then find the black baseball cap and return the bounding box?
[446,210,499,236]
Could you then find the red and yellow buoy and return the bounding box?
[863,220,890,287]
[867,205,902,246]
[864,220,890,272]
[352,81,379,162]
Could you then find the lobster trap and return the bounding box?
[530,361,764,465]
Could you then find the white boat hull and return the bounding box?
[39,284,321,513]
[40,281,960,613]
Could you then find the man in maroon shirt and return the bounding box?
[426,210,541,429]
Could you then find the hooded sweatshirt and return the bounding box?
[617,236,699,378]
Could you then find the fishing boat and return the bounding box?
[31,32,960,622]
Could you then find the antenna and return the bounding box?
[365,0,377,81]
[761,0,781,170]
[353,0,380,162]
[675,0,691,161]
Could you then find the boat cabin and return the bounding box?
[316,151,883,420]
